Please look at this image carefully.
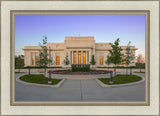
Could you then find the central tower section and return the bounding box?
[64,36,95,65]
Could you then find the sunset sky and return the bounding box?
[15,15,145,60]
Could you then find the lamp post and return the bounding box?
[109,71,113,84]
[48,71,52,84]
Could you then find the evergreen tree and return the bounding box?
[105,55,111,70]
[38,36,52,80]
[90,55,96,65]
[16,55,24,72]
[124,41,135,75]
[136,54,143,72]
[64,53,70,65]
[107,38,123,80]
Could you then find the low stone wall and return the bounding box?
[15,68,67,73]
[16,73,65,88]
[46,73,111,80]
[15,68,145,73]
[95,73,145,88]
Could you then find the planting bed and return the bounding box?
[48,70,112,75]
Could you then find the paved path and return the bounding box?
[15,73,145,101]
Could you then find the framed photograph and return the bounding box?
[1,0,159,115]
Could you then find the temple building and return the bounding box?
[23,35,137,67]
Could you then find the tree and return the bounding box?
[107,38,123,80]
[124,41,135,75]
[64,53,70,65]
[16,55,24,72]
[15,56,18,67]
[105,55,111,70]
[136,54,143,72]
[90,55,96,66]
[38,36,52,80]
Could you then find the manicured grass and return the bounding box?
[134,71,145,73]
[15,72,25,73]
[19,74,62,85]
[98,75,142,85]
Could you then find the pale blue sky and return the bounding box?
[15,15,145,57]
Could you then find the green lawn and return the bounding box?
[15,72,25,73]
[20,74,62,85]
[98,75,142,85]
[134,71,145,73]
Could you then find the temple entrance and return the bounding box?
[72,50,87,64]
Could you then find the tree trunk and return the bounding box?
[109,71,113,83]
[140,67,141,72]
[44,68,46,80]
[130,68,132,75]
[49,72,51,82]
[114,66,116,81]
[19,68,20,73]
[126,67,128,75]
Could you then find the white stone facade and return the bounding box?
[23,36,137,67]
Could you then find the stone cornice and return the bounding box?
[66,47,93,49]
[23,49,64,51]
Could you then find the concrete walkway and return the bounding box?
[15,73,145,101]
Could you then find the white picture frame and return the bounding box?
[1,0,159,115]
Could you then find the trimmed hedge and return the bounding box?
[71,64,90,72]
[15,66,62,69]
[97,66,145,69]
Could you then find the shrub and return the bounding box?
[71,64,90,72]
[21,66,62,69]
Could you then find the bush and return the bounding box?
[71,64,90,72]
[97,66,139,69]
[15,66,62,69]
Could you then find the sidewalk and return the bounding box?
[15,73,145,101]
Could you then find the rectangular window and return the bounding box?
[56,56,60,65]
[78,51,81,64]
[83,51,86,64]
[32,56,34,65]
[99,56,103,65]
[36,56,38,65]
[74,51,76,64]
[121,61,124,65]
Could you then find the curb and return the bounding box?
[95,74,145,88]
[16,74,65,88]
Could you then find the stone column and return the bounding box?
[72,51,74,64]
[70,51,72,65]
[76,51,78,64]
[53,53,55,65]
[34,53,36,66]
[89,50,91,63]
